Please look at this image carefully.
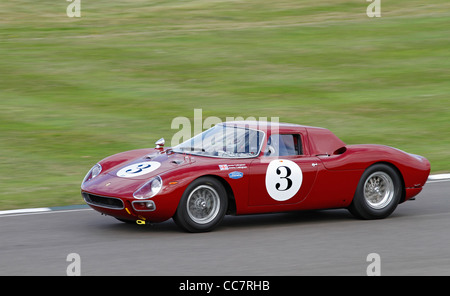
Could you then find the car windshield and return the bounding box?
[172,124,265,158]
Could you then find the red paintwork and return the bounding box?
[81,122,430,223]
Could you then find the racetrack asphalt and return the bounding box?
[0,180,449,276]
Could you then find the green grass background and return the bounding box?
[0,0,449,210]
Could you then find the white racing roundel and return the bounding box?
[116,161,161,178]
[265,159,303,201]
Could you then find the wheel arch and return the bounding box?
[191,174,237,215]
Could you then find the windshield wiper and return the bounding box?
[176,147,206,152]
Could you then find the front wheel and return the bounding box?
[348,164,402,220]
[173,177,228,232]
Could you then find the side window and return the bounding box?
[264,134,302,156]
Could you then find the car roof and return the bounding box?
[220,121,346,155]
[221,120,323,132]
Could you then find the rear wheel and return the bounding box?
[348,164,402,219]
[173,177,228,232]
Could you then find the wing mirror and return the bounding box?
[155,138,165,149]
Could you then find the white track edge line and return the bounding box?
[0,208,92,218]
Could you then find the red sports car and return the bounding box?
[81,121,430,232]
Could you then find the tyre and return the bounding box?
[173,177,228,232]
[348,164,402,220]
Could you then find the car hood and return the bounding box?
[82,149,196,197]
[105,150,194,180]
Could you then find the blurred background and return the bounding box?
[0,0,448,210]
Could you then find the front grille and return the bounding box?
[82,192,124,209]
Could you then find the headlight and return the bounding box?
[133,176,163,199]
[82,163,102,184]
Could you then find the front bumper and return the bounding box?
[81,191,176,223]
[83,192,124,210]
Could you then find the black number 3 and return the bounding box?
[275,166,293,191]
[126,163,151,174]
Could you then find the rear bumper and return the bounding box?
[404,186,423,201]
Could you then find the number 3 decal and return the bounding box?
[265,159,302,201]
[117,161,161,178]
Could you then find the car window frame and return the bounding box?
[263,133,303,157]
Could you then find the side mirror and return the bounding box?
[155,138,165,148]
